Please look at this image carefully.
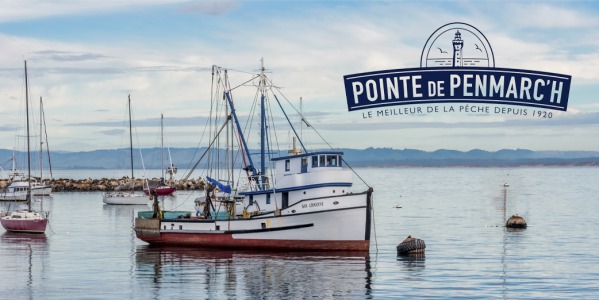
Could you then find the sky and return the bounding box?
[1,0,598,153]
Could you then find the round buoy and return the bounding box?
[506,215,527,229]
[397,235,426,256]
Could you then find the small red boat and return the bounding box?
[143,114,177,197]
[1,210,48,234]
[144,179,176,196]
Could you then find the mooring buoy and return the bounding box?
[506,214,527,229]
[397,235,426,256]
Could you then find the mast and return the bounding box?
[128,95,134,180]
[39,97,43,185]
[161,113,164,180]
[259,59,266,190]
[24,60,32,210]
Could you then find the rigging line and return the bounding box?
[181,115,231,181]
[41,99,53,179]
[268,79,371,188]
[272,93,306,153]
[266,94,282,159]
[224,75,252,186]
[130,103,147,179]
[184,66,217,174]
[371,193,378,253]
[216,66,258,76]
[213,66,260,92]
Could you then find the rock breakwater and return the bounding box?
[0,177,205,192]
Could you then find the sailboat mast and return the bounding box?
[40,97,43,184]
[128,95,134,179]
[25,60,32,210]
[161,113,164,180]
[259,59,266,190]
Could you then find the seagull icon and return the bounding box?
[437,47,447,54]
[475,44,482,52]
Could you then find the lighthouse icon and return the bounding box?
[452,30,464,67]
[420,22,494,68]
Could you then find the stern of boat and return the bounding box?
[134,218,161,239]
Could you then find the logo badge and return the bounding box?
[344,22,571,112]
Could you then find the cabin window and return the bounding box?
[327,155,338,167]
[285,159,290,171]
[266,193,271,204]
[249,195,254,205]
[319,155,325,166]
[301,157,308,173]
[312,156,318,167]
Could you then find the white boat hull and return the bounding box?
[32,186,52,196]
[103,192,149,205]
[135,190,372,251]
[0,191,28,201]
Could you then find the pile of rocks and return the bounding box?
[0,177,205,192]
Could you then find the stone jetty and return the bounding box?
[0,177,205,192]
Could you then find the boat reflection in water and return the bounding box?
[0,232,48,298]
[135,246,372,298]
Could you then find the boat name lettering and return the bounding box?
[302,202,324,208]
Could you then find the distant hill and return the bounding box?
[338,148,599,167]
[1,147,599,171]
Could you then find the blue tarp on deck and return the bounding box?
[206,176,232,194]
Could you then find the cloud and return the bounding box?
[98,129,125,136]
[70,116,211,127]
[30,50,108,62]
[509,3,599,29]
[0,0,190,23]
[0,125,17,132]
[179,0,240,15]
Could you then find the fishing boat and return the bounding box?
[102,95,148,205]
[143,114,176,196]
[135,61,373,251]
[0,179,50,201]
[1,61,49,233]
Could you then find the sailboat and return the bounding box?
[134,61,373,251]
[143,114,176,196]
[0,99,53,201]
[1,60,49,233]
[102,95,148,205]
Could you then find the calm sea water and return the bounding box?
[1,167,599,299]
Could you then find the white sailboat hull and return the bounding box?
[103,192,149,205]
[32,186,52,196]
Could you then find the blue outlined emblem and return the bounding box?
[420,22,494,68]
[344,22,571,112]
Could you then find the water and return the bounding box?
[1,167,599,299]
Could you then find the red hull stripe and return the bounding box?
[136,232,369,251]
